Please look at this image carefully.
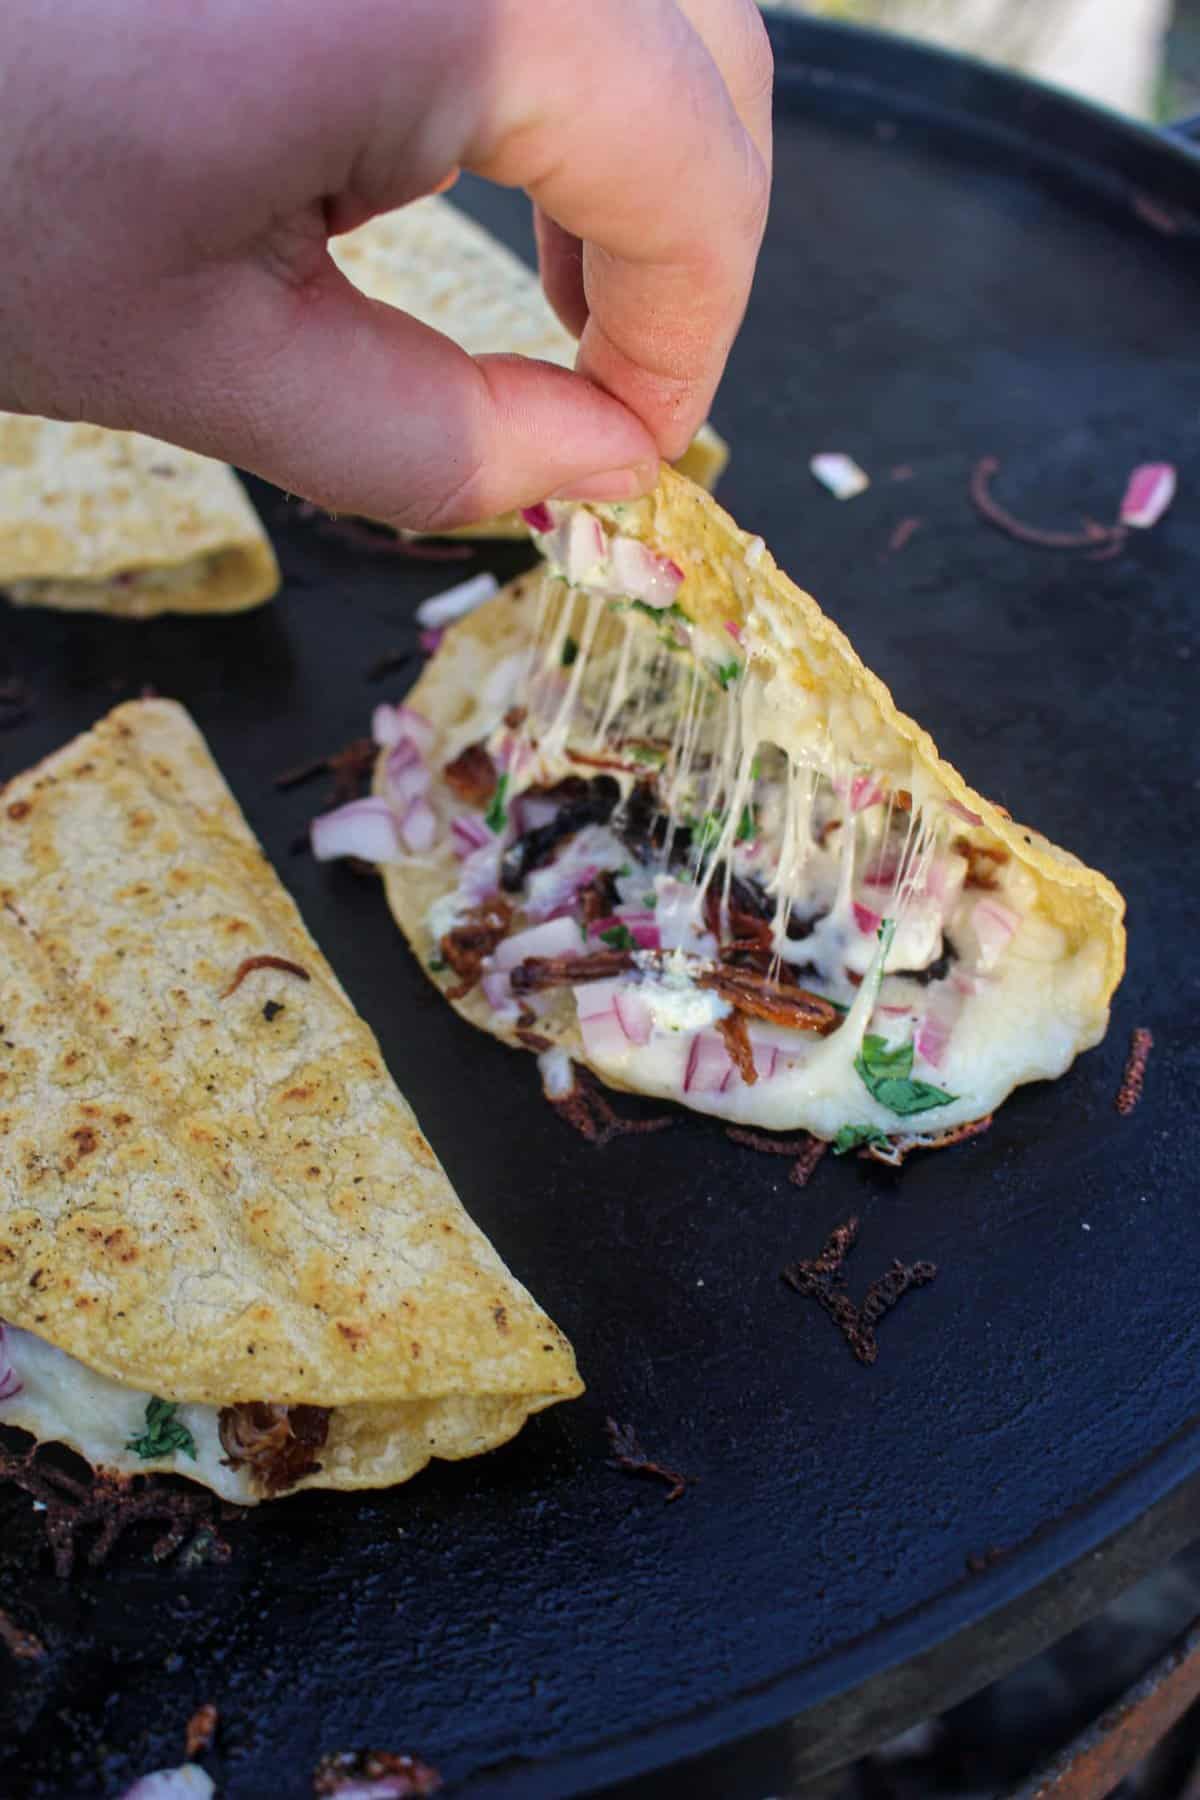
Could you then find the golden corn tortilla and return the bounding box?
[0,416,279,618]
[331,195,729,534]
[0,700,580,1502]
[380,468,1125,1137]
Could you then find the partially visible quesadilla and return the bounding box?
[0,417,279,618]
[331,195,729,533]
[0,700,580,1502]
[370,472,1125,1155]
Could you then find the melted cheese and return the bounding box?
[0,1325,253,1502]
[439,518,1099,1133]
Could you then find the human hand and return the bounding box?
[0,0,771,530]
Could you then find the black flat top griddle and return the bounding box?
[2,17,1199,1799]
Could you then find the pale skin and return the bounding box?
[0,0,772,531]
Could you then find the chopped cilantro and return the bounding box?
[629,598,687,623]
[630,744,666,765]
[127,1398,196,1463]
[428,957,447,973]
[695,812,723,853]
[561,636,579,667]
[736,804,756,843]
[750,756,762,780]
[484,773,509,835]
[642,892,657,909]
[616,863,632,877]
[833,1124,893,1156]
[828,999,850,1015]
[599,923,636,950]
[714,658,741,691]
[854,1033,957,1118]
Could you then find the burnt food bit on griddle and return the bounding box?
[605,1417,693,1504]
[185,1703,219,1758]
[0,1439,240,1578]
[725,1124,828,1187]
[545,1063,674,1148]
[313,1748,444,1796]
[217,1403,331,1496]
[0,1605,45,1662]
[781,1215,937,1367]
[1115,1026,1154,1116]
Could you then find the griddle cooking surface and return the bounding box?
[2,21,1198,1798]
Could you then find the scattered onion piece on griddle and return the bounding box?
[810,453,870,500]
[414,572,498,629]
[1119,463,1177,529]
[118,1764,215,1799]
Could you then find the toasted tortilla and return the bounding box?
[0,700,580,1502]
[379,469,1125,1141]
[0,417,279,617]
[331,195,728,533]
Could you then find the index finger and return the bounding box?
[468,0,772,460]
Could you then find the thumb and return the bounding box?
[116,259,662,531]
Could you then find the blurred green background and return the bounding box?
[765,0,1200,122]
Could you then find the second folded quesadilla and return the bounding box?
[368,472,1125,1154]
[331,196,729,533]
[0,417,279,618]
[0,700,580,1503]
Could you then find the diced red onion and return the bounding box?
[852,901,881,935]
[481,969,515,1012]
[119,1769,215,1800]
[513,793,560,834]
[613,986,653,1046]
[924,849,968,907]
[684,1030,735,1095]
[537,1045,575,1098]
[382,705,435,756]
[384,738,420,779]
[573,978,627,1021]
[386,759,431,813]
[419,627,445,655]
[862,860,901,891]
[972,897,1020,970]
[0,1323,21,1402]
[399,797,437,854]
[1120,462,1176,530]
[415,572,499,629]
[579,1007,631,1062]
[562,511,608,583]
[849,774,884,813]
[723,619,743,645]
[943,797,983,827]
[748,1037,779,1081]
[457,841,502,906]
[521,503,556,534]
[494,916,584,970]
[450,814,492,858]
[311,798,401,864]
[915,1010,953,1069]
[588,909,659,950]
[609,535,684,608]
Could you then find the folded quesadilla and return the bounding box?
[0,417,279,618]
[331,196,729,533]
[0,700,580,1503]
[373,472,1125,1152]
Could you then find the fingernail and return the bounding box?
[551,461,659,503]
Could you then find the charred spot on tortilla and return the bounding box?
[0,701,582,1507]
[371,470,1123,1145]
